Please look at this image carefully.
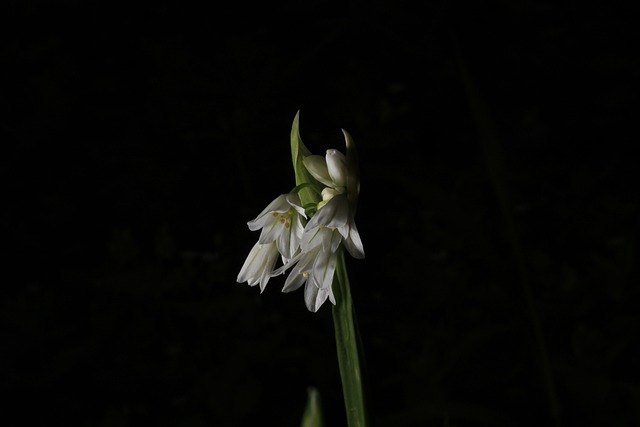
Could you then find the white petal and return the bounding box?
[317,289,332,311]
[330,229,343,253]
[258,219,283,244]
[290,214,305,252]
[326,149,347,187]
[307,286,330,312]
[272,250,304,276]
[286,193,307,219]
[337,223,349,240]
[320,228,336,253]
[237,242,262,284]
[258,244,280,292]
[307,195,349,231]
[300,225,324,251]
[282,254,313,293]
[282,245,321,293]
[247,213,275,232]
[303,155,334,187]
[302,226,335,253]
[312,249,338,291]
[315,289,330,311]
[304,282,318,312]
[237,242,279,291]
[344,220,365,259]
[247,194,290,230]
[277,226,292,260]
[328,287,336,305]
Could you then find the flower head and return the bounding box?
[238,114,365,312]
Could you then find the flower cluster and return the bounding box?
[237,130,364,312]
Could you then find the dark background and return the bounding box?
[3,1,638,426]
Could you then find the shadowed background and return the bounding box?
[2,1,638,426]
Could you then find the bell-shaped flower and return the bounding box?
[306,195,365,260]
[272,226,342,312]
[237,193,307,292]
[246,193,306,261]
[237,241,280,292]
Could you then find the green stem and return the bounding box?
[332,249,369,427]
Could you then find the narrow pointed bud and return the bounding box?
[300,387,325,427]
[325,149,348,188]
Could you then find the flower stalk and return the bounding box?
[238,111,369,425]
[291,112,369,425]
[332,248,369,427]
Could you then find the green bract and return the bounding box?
[290,111,322,208]
[343,129,360,217]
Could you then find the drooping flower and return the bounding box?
[246,193,306,261]
[237,241,280,292]
[273,226,342,312]
[237,193,306,291]
[304,194,364,260]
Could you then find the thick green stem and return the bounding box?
[332,249,369,427]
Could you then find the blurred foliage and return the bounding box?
[2,0,638,426]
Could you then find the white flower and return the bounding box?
[303,137,364,259]
[237,193,307,292]
[247,193,306,261]
[304,149,347,209]
[273,226,342,312]
[306,195,365,260]
[239,126,365,312]
[237,241,280,292]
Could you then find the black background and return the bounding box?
[3,1,638,426]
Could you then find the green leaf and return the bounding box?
[290,111,321,207]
